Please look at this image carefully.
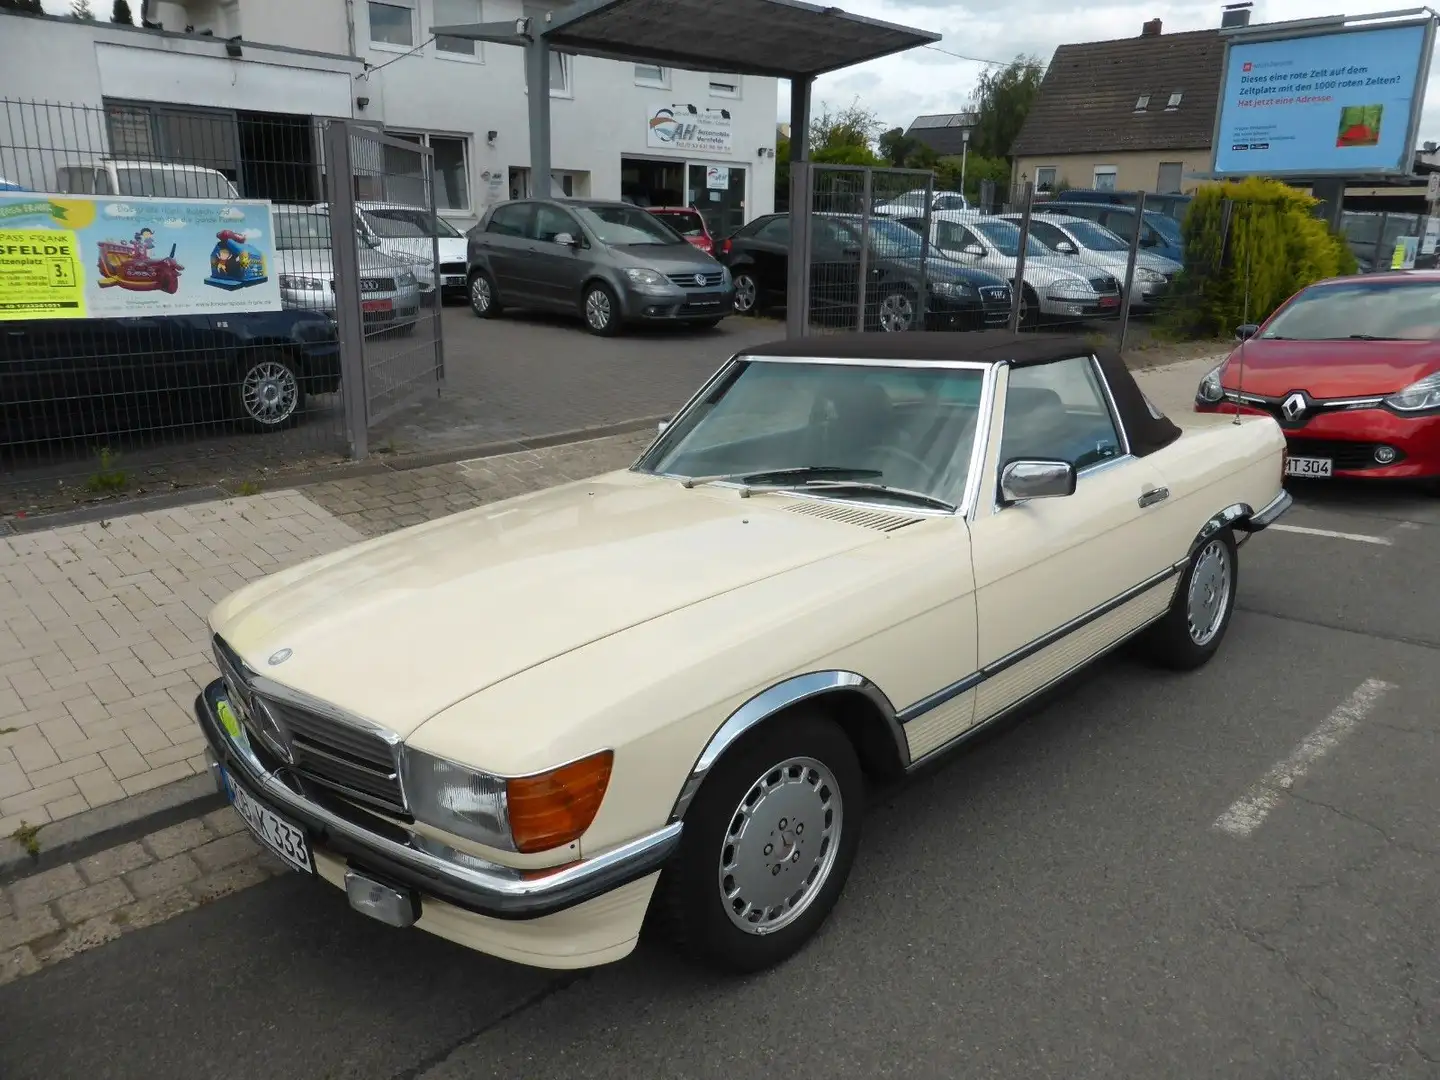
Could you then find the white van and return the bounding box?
[55,160,239,199]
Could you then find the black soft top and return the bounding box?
[735,330,1182,458]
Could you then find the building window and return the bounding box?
[1157,161,1184,194]
[1134,95,1150,112]
[1035,167,1057,193]
[709,75,741,98]
[1093,166,1117,191]
[634,64,668,87]
[434,0,481,57]
[369,0,414,47]
[386,131,471,213]
[551,51,572,96]
[1166,92,1183,110]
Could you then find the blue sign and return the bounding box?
[1213,21,1433,176]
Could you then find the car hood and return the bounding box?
[899,255,1007,289]
[275,247,406,276]
[376,235,468,265]
[208,474,881,737]
[1221,338,1440,398]
[619,243,721,274]
[965,251,1092,287]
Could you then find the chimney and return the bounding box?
[1221,2,1253,28]
[1141,17,1163,35]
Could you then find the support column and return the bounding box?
[1309,177,1345,233]
[525,36,552,196]
[786,75,813,339]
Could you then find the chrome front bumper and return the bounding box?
[1245,488,1293,531]
[195,678,682,921]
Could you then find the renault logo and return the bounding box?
[1280,392,1307,421]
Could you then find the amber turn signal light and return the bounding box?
[506,750,614,854]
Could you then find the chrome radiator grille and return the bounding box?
[212,636,406,816]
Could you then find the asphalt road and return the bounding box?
[3,480,1438,1080]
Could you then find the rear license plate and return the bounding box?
[1285,456,1333,478]
[1098,295,1120,308]
[221,766,314,874]
[362,298,393,313]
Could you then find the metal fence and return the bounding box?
[0,99,445,507]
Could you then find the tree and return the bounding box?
[809,99,883,162]
[111,0,133,23]
[0,0,46,13]
[970,56,1045,159]
[71,0,95,19]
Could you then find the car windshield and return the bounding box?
[574,204,685,245]
[274,211,332,250]
[1261,280,1440,341]
[1146,213,1183,245]
[654,210,706,237]
[885,191,928,209]
[114,167,238,199]
[638,360,986,508]
[1059,220,1129,252]
[844,217,925,257]
[970,220,1051,258]
[362,207,462,239]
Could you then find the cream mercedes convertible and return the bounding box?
[196,331,1291,974]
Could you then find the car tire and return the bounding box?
[469,271,501,318]
[1019,285,1040,329]
[582,281,622,337]
[873,285,918,332]
[235,350,304,433]
[732,271,759,315]
[653,707,865,974]
[1144,527,1238,670]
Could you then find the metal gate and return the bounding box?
[321,122,446,459]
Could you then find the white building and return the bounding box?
[0,2,780,235]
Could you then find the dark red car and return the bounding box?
[1194,271,1440,485]
[645,206,714,254]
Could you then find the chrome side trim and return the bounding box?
[959,360,1001,522]
[1242,488,1292,531]
[906,607,1168,772]
[197,680,681,921]
[743,356,995,370]
[1191,502,1251,554]
[668,671,903,823]
[896,560,1185,724]
[1089,353,1132,458]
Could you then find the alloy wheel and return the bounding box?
[878,291,915,332]
[1186,538,1233,646]
[241,360,299,427]
[733,274,758,314]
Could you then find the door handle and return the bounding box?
[1138,486,1170,508]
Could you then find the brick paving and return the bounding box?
[0,805,282,985]
[0,493,364,838]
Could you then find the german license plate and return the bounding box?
[1285,456,1333,478]
[362,298,393,313]
[221,767,313,874]
[1099,295,1120,308]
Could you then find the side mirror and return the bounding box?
[1235,323,1260,341]
[554,232,579,247]
[963,243,986,258]
[1055,240,1078,255]
[657,420,669,435]
[999,459,1077,504]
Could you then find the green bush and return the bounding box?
[1162,176,1357,340]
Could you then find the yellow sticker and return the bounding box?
[0,228,86,320]
[216,698,243,740]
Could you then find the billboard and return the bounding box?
[1211,18,1437,178]
[646,105,734,155]
[0,191,281,322]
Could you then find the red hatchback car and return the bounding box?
[1194,271,1440,485]
[645,206,715,254]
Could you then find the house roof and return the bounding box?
[905,111,978,157]
[1010,28,1224,157]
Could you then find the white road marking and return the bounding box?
[1268,523,1393,546]
[1214,677,1397,839]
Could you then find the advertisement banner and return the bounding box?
[1213,21,1433,177]
[646,105,733,155]
[0,192,281,321]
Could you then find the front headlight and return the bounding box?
[402,748,614,854]
[1383,371,1440,413]
[279,274,325,291]
[1046,279,1097,300]
[1197,362,1226,404]
[1134,267,1164,284]
[623,267,669,289]
[930,280,975,298]
[396,269,417,287]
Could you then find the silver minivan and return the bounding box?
[466,198,735,336]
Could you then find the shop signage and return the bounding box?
[0,191,280,321]
[706,166,731,189]
[646,105,733,155]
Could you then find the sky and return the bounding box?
[788,0,1440,147]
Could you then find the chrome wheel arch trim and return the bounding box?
[667,670,903,823]
[1191,502,1251,555]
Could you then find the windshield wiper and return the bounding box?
[1347,334,1398,340]
[679,466,881,489]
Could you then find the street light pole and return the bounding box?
[960,129,970,204]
